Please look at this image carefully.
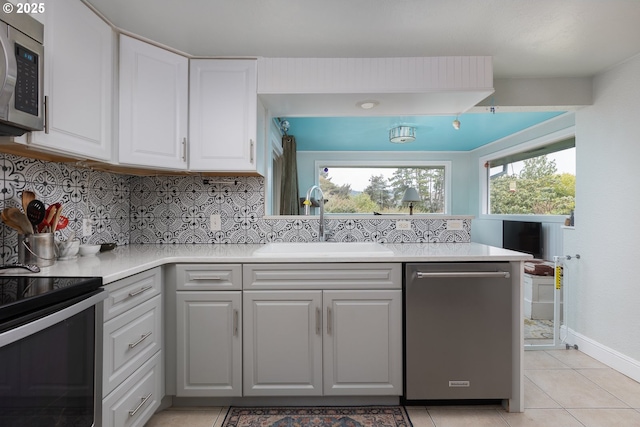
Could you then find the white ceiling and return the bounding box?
[86,0,640,79]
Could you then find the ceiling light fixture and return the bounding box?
[452,116,461,130]
[356,100,379,110]
[389,126,416,143]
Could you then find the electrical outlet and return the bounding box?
[210,214,221,231]
[396,220,411,230]
[446,219,464,230]
[82,218,93,236]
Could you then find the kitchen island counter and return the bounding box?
[29,242,530,284]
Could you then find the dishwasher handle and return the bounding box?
[415,271,510,279]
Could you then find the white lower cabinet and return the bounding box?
[322,290,402,396]
[243,290,323,396]
[176,291,242,396]
[102,267,163,427]
[102,352,162,427]
[175,264,243,397]
[242,263,403,397]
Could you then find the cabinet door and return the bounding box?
[243,290,322,396]
[323,290,403,395]
[189,59,257,172]
[29,0,113,161]
[176,291,241,396]
[119,35,188,169]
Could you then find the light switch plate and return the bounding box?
[210,214,221,231]
[396,220,411,230]
[446,219,464,230]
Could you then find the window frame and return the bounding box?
[313,159,453,215]
[478,127,575,221]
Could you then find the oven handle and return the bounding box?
[0,290,107,348]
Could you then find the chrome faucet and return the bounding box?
[304,185,327,241]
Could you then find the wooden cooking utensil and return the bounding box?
[38,203,58,233]
[21,191,36,213]
[51,204,63,232]
[3,207,34,234]
[26,199,46,231]
[1,208,22,233]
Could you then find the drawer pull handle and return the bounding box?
[190,275,223,281]
[128,285,153,297]
[129,331,152,349]
[233,309,239,336]
[128,393,152,417]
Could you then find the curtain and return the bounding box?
[280,135,300,215]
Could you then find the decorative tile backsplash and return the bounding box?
[0,153,471,264]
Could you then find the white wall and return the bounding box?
[567,54,640,363]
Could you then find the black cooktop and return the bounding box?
[0,276,103,328]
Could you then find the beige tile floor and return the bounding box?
[145,349,640,427]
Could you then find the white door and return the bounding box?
[176,291,241,396]
[189,59,257,172]
[119,35,188,170]
[29,0,113,161]
[243,290,322,396]
[323,290,403,395]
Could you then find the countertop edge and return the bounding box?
[16,243,532,284]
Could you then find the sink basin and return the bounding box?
[253,242,393,257]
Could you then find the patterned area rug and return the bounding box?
[222,406,412,427]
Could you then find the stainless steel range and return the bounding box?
[0,275,106,427]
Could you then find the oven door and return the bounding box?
[0,290,106,427]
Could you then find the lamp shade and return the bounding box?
[401,187,421,203]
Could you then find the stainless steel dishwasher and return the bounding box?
[404,262,513,401]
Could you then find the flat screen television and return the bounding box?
[502,220,543,259]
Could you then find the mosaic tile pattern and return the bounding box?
[0,154,130,264]
[0,153,471,263]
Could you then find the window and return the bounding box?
[485,138,575,215]
[316,164,450,214]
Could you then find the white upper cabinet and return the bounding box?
[28,0,114,161]
[119,35,188,170]
[189,59,258,172]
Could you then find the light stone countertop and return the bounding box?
[22,242,531,284]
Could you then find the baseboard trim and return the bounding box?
[566,328,640,383]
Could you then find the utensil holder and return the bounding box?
[18,233,56,267]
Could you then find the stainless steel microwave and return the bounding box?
[0,12,44,136]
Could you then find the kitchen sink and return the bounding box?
[253,242,393,257]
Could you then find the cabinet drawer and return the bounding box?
[103,267,161,321]
[176,264,242,290]
[102,351,162,427]
[103,295,162,396]
[243,263,401,290]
